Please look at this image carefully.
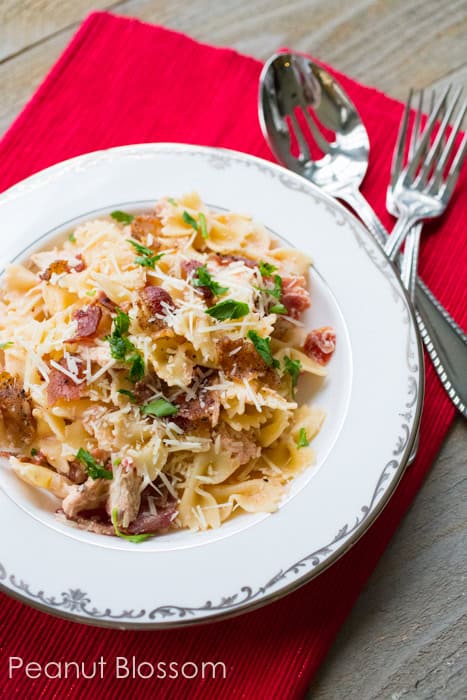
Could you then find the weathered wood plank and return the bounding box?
[0,0,113,62]
[1,0,466,137]
[309,418,467,699]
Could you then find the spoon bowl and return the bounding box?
[259,52,370,193]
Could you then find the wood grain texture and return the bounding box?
[0,1,466,697]
[310,419,467,700]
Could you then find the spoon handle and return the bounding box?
[340,187,467,419]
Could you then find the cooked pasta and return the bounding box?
[0,193,336,540]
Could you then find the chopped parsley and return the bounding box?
[85,289,96,297]
[118,389,137,403]
[199,212,208,239]
[110,210,134,224]
[106,310,145,382]
[30,448,38,457]
[259,261,277,276]
[283,355,301,395]
[141,398,179,417]
[256,274,282,300]
[127,239,164,269]
[247,330,279,368]
[297,428,310,448]
[270,303,287,315]
[206,299,250,320]
[76,448,113,480]
[68,232,76,243]
[0,342,13,350]
[111,508,151,543]
[192,265,228,296]
[182,211,199,231]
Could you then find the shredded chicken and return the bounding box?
[62,477,110,519]
[0,371,35,446]
[107,458,142,528]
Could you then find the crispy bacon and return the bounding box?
[0,371,35,444]
[68,305,102,342]
[130,214,163,243]
[138,285,176,330]
[172,386,220,431]
[125,500,178,534]
[280,275,311,319]
[96,291,118,312]
[39,255,86,281]
[217,337,267,379]
[304,326,336,365]
[46,359,84,405]
[210,253,258,269]
[181,259,214,302]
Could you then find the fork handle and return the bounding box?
[339,187,467,419]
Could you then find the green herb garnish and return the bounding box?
[270,303,287,315]
[297,428,310,448]
[111,508,151,543]
[85,289,96,297]
[68,232,76,243]
[167,197,177,205]
[256,273,282,300]
[199,212,208,239]
[106,311,145,381]
[247,330,279,368]
[30,448,38,457]
[192,265,228,296]
[128,354,145,383]
[0,342,13,350]
[127,239,164,269]
[76,448,113,480]
[111,210,134,224]
[118,389,137,403]
[206,299,250,320]
[182,211,199,231]
[259,261,277,276]
[284,355,301,394]
[141,398,179,417]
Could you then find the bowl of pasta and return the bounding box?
[0,144,422,627]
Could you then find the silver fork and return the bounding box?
[384,86,467,261]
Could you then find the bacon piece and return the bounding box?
[96,291,118,312]
[46,359,84,405]
[19,450,48,467]
[303,326,336,365]
[130,214,163,244]
[280,275,311,319]
[138,285,176,331]
[126,500,178,534]
[216,337,268,380]
[67,459,88,484]
[62,477,110,519]
[220,425,260,466]
[172,386,220,431]
[107,457,142,529]
[181,259,214,302]
[39,255,86,281]
[68,305,102,342]
[0,371,35,445]
[210,253,258,269]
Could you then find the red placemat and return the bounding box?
[0,12,465,700]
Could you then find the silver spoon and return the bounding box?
[259,52,467,419]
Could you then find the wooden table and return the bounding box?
[1,1,466,697]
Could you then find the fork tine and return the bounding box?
[430,98,467,193]
[406,84,452,181]
[409,89,424,159]
[418,87,463,185]
[391,89,412,188]
[440,129,467,199]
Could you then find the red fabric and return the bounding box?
[0,12,465,700]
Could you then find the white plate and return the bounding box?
[0,144,423,628]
